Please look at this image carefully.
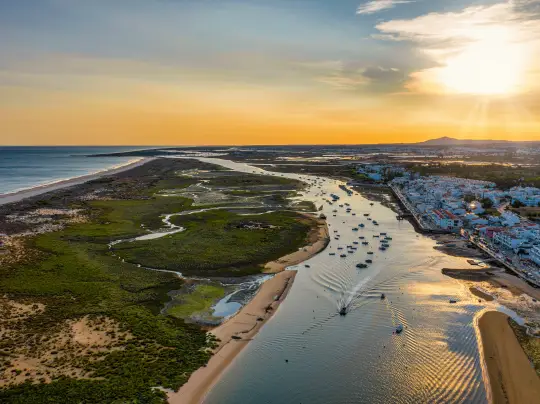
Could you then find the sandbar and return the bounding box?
[477,311,540,404]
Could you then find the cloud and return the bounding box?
[356,0,414,15]
[372,2,540,94]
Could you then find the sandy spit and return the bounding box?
[477,311,540,404]
[168,217,329,404]
[0,157,155,206]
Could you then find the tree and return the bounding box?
[464,194,475,203]
[480,198,493,208]
[512,200,525,208]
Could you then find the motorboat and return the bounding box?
[362,241,369,245]
[367,251,374,255]
[329,252,336,256]
[340,254,347,258]
[380,293,385,299]
[379,246,386,251]
[356,263,368,268]
[305,264,311,268]
[359,224,365,228]
[339,306,347,316]
[395,324,403,334]
[365,259,373,263]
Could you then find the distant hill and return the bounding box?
[417,137,511,146]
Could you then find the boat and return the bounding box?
[370,202,374,206]
[395,324,403,334]
[340,254,347,258]
[373,235,379,238]
[362,241,369,245]
[352,228,358,232]
[337,247,343,250]
[359,236,365,239]
[364,213,370,216]
[305,264,311,268]
[339,306,347,316]
[359,224,365,228]
[329,252,336,256]
[385,237,393,240]
[367,251,374,255]
[356,263,368,268]
[353,241,359,245]
[380,293,385,299]
[380,232,387,235]
[352,213,356,216]
[449,299,457,304]
[365,259,372,263]
[373,222,379,226]
[379,246,386,251]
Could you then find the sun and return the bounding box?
[437,31,525,95]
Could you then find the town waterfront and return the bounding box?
[188,158,492,404]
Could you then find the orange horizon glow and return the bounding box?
[2,1,540,146]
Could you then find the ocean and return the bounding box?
[0,146,147,195]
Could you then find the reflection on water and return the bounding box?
[182,157,488,404]
[212,292,242,318]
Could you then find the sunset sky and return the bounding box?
[2,0,540,145]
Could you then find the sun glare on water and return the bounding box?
[438,29,525,95]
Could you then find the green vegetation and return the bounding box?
[168,284,226,320]
[204,173,301,188]
[112,210,314,276]
[480,198,494,208]
[0,195,213,402]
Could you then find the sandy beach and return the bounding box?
[477,311,540,404]
[169,217,328,404]
[0,157,153,206]
[264,216,329,273]
[168,271,296,404]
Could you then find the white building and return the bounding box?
[430,209,463,231]
[501,211,520,227]
[494,231,527,250]
[531,245,540,266]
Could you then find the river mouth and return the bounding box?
[175,157,491,404]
